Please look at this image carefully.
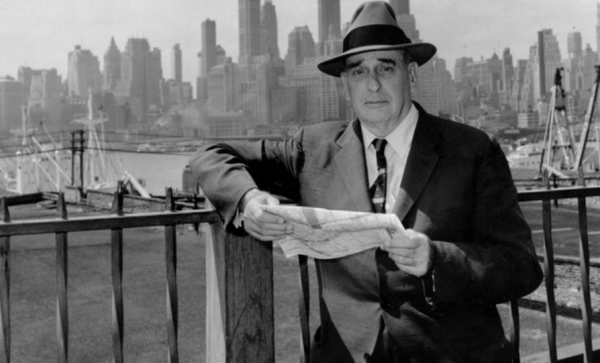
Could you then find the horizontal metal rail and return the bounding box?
[0,209,218,237]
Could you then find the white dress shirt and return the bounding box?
[361,103,418,213]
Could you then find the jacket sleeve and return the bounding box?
[188,136,303,228]
[430,138,543,306]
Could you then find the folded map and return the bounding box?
[263,205,407,259]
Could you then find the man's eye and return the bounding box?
[380,66,395,73]
[350,69,364,77]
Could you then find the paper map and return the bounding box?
[263,205,408,259]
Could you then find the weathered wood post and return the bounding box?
[206,216,274,362]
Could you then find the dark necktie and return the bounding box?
[369,138,387,214]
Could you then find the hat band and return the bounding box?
[343,25,412,52]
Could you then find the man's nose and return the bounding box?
[367,72,381,92]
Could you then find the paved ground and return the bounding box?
[2,203,598,362]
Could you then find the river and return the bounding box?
[109,150,193,195]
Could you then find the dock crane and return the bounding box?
[539,66,600,178]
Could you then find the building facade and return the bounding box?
[0,78,24,134]
[103,37,122,92]
[261,0,280,60]
[67,46,102,97]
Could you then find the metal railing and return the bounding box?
[1,185,600,362]
[0,187,218,363]
[515,186,600,363]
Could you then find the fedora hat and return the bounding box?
[317,1,436,77]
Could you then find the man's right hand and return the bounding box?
[240,189,293,241]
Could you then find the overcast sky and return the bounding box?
[0,0,598,84]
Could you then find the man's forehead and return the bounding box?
[345,50,404,67]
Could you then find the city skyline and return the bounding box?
[1,0,599,85]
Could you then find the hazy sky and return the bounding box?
[0,0,598,84]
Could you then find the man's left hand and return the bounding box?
[381,229,433,277]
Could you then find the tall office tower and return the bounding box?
[581,44,598,93]
[0,77,24,134]
[27,69,62,127]
[532,29,562,102]
[510,59,528,112]
[284,26,316,75]
[207,58,241,113]
[118,38,163,123]
[172,44,182,83]
[18,67,38,101]
[67,45,102,98]
[103,37,122,91]
[239,0,261,64]
[501,48,514,107]
[261,0,280,59]
[567,31,583,59]
[453,57,473,84]
[432,57,458,116]
[318,0,341,43]
[201,19,218,77]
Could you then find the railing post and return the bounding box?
[55,193,69,363]
[206,212,274,363]
[577,196,593,362]
[111,183,124,363]
[542,198,557,363]
[165,188,179,363]
[0,198,10,363]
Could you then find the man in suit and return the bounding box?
[190,2,543,362]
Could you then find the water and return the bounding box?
[110,150,193,196]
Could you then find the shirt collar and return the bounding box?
[361,102,418,158]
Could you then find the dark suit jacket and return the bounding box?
[190,104,543,363]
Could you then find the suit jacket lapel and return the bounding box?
[392,113,441,221]
[334,120,373,212]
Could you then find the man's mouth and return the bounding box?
[364,100,388,107]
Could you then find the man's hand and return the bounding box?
[240,189,293,241]
[381,229,434,277]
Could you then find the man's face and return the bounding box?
[341,50,417,136]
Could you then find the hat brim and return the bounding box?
[317,42,437,77]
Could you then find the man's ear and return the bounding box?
[408,62,418,84]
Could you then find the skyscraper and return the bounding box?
[117,38,163,123]
[172,44,182,83]
[567,32,583,59]
[318,0,341,43]
[0,77,24,134]
[534,29,561,102]
[261,0,280,59]
[67,45,102,97]
[239,0,261,64]
[103,37,121,91]
[201,19,217,77]
[284,26,316,75]
[27,69,62,127]
[501,48,514,108]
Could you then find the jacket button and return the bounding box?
[364,353,371,362]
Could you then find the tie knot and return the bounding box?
[373,138,387,154]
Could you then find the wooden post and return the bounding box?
[111,183,124,363]
[206,218,274,362]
